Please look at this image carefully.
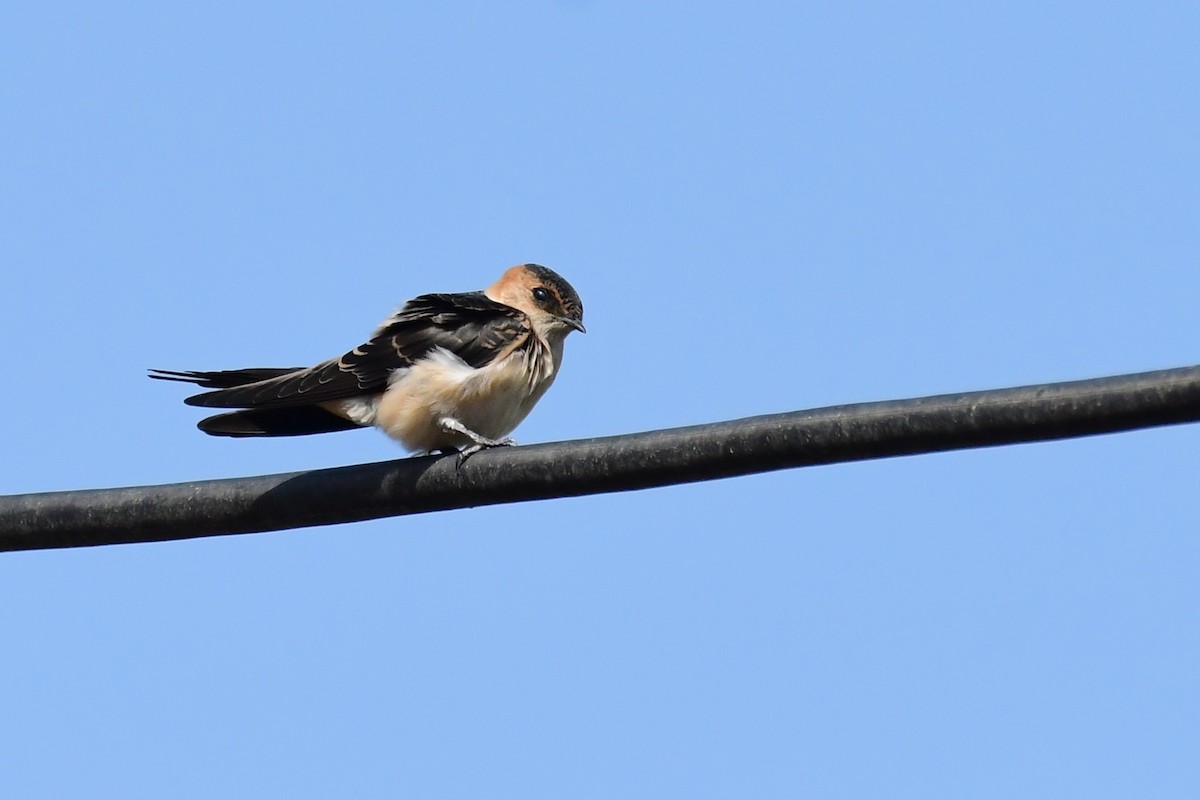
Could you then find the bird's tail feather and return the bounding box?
[197,407,366,437]
[148,367,305,390]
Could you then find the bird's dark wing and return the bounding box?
[156,292,531,409]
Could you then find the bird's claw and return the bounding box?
[455,437,516,469]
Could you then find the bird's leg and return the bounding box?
[438,416,516,467]
[438,416,516,448]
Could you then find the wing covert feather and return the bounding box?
[181,292,530,409]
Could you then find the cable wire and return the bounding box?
[3,364,1199,552]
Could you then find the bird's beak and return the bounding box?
[560,316,587,334]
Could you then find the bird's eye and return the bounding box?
[532,287,551,305]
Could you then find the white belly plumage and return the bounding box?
[337,346,557,453]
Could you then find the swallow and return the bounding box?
[151,263,585,459]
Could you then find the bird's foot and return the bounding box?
[438,417,516,469]
[455,438,516,469]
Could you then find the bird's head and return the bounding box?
[488,264,586,338]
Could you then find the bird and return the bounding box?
[150,263,585,459]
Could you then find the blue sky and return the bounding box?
[2,2,1199,797]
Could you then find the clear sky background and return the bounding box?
[2,2,1198,797]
